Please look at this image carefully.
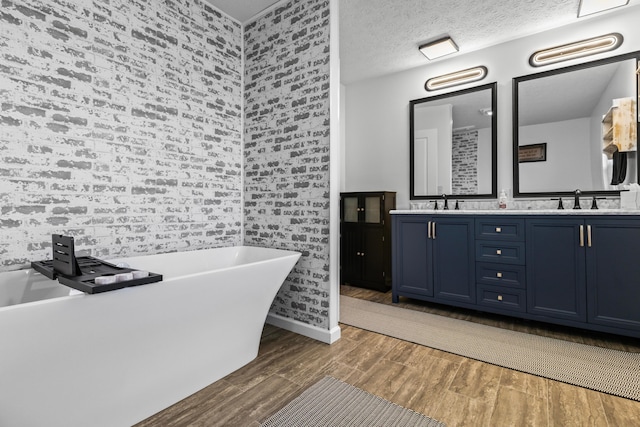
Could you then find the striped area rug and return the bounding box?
[260,376,445,427]
[340,295,640,401]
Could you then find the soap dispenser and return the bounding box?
[498,189,508,209]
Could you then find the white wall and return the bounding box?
[343,6,640,209]
[519,118,592,193]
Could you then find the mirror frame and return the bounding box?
[512,51,640,198]
[409,82,498,200]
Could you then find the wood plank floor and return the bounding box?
[136,286,640,426]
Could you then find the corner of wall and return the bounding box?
[243,0,334,335]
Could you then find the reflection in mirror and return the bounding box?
[410,83,497,199]
[514,52,639,197]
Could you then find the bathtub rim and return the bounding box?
[0,245,301,311]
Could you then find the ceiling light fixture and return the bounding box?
[419,36,459,60]
[578,0,629,17]
[529,33,623,67]
[424,66,488,91]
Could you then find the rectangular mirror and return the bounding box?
[513,51,640,197]
[410,82,497,200]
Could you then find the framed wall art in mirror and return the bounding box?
[513,51,640,198]
[410,82,498,200]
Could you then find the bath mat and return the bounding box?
[260,376,445,427]
[340,295,640,401]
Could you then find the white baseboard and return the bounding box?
[266,313,341,344]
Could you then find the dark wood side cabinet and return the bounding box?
[340,192,396,291]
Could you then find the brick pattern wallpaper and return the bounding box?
[452,130,478,194]
[0,0,243,271]
[244,0,331,329]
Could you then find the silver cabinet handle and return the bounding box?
[427,221,432,239]
[587,225,592,247]
[579,225,584,247]
[432,222,436,239]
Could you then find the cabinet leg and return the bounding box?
[392,292,399,303]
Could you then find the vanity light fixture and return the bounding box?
[578,0,629,17]
[478,108,493,116]
[529,33,623,67]
[419,36,459,60]
[424,66,488,91]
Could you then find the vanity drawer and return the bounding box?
[475,218,524,241]
[476,241,525,265]
[477,285,526,313]
[476,263,526,289]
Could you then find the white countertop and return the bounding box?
[391,209,640,215]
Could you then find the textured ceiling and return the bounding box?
[207,0,638,84]
[340,0,632,84]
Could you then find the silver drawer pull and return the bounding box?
[496,272,502,278]
[495,227,502,233]
[498,295,503,301]
[496,249,502,255]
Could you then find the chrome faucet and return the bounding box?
[573,189,581,209]
[442,194,448,210]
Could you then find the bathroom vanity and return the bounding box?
[392,210,640,338]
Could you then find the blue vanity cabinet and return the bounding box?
[585,219,640,332]
[392,215,475,306]
[392,212,640,338]
[392,214,433,302]
[525,217,587,322]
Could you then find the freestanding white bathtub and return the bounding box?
[0,246,300,427]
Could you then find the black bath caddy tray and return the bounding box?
[31,234,162,294]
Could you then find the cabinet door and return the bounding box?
[340,223,361,284]
[526,218,587,321]
[364,195,382,224]
[342,196,359,223]
[432,217,475,304]
[392,215,432,300]
[361,227,385,284]
[586,219,640,331]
